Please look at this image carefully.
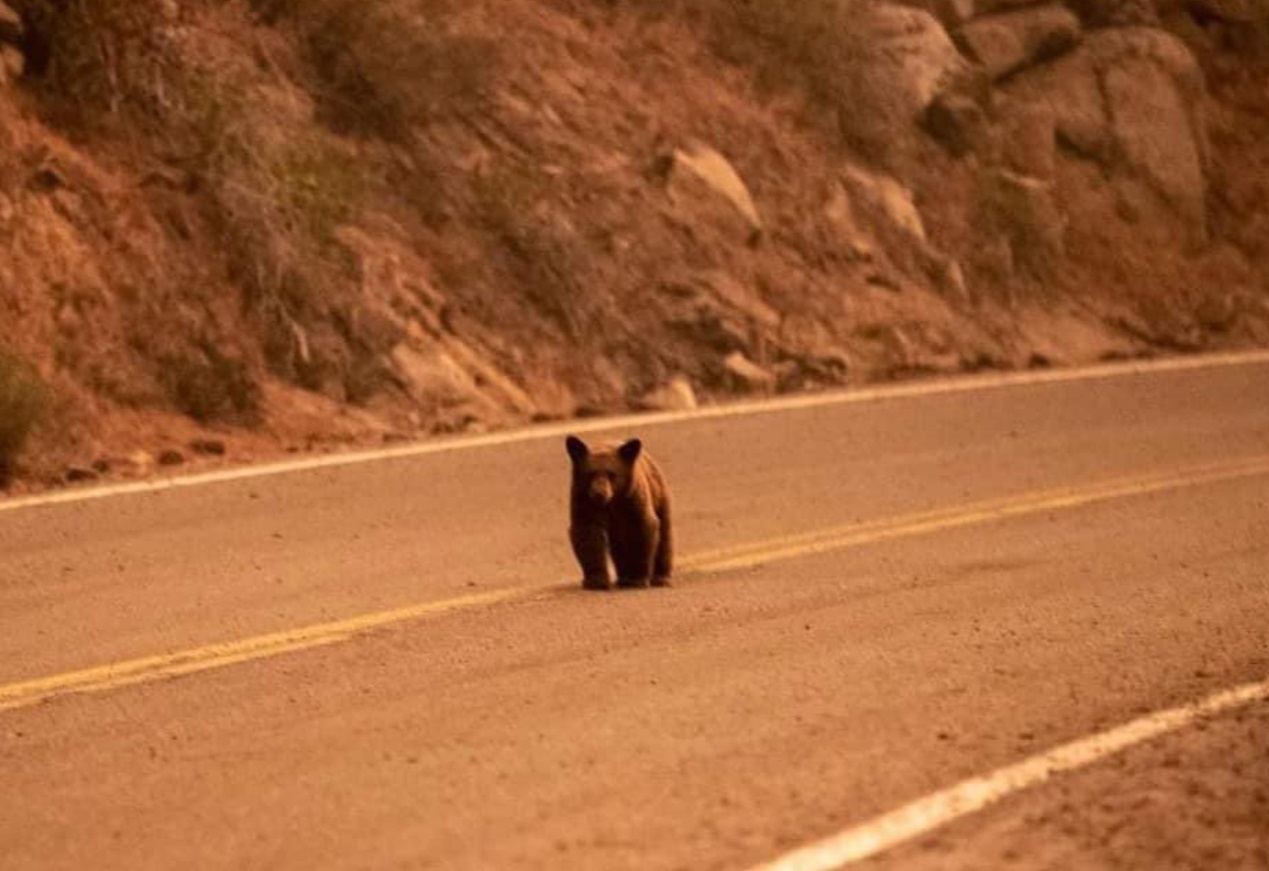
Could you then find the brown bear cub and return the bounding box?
[566,435,673,590]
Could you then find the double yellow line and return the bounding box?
[3,455,1268,714]
[685,454,1269,573]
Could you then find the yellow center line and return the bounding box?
[687,456,1269,573]
[0,586,565,714]
[3,455,1268,714]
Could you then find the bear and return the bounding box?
[565,434,673,590]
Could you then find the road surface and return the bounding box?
[1,355,1267,870]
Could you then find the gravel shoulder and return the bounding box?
[865,697,1269,870]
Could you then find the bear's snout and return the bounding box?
[588,479,614,505]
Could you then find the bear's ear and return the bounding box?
[565,435,589,463]
[617,438,643,464]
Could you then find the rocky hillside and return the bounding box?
[0,0,1266,488]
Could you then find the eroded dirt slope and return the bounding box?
[0,0,1266,488]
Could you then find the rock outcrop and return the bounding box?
[1004,27,1209,231]
[662,142,764,245]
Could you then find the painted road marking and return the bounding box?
[744,677,1269,871]
[3,350,1268,515]
[0,586,563,714]
[685,454,1269,573]
[2,454,1268,714]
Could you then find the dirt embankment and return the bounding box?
[0,0,1266,489]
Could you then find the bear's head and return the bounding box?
[566,435,642,507]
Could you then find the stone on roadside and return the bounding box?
[158,449,186,467]
[635,377,698,412]
[128,451,156,474]
[189,438,227,456]
[65,466,98,484]
[722,352,776,393]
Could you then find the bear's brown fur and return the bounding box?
[565,435,673,590]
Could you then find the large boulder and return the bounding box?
[856,3,970,113]
[1103,55,1206,227]
[1005,28,1208,230]
[825,2,970,164]
[959,4,1082,81]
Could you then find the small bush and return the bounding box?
[258,0,499,139]
[0,351,46,483]
[160,345,262,425]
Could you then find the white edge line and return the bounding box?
[4,350,1268,514]
[747,677,1269,871]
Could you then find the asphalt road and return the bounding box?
[1,357,1267,870]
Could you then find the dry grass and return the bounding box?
[471,166,598,341]
[18,0,371,396]
[0,350,45,483]
[17,0,505,404]
[17,0,184,123]
[159,343,262,425]
[583,0,885,159]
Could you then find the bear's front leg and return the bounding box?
[612,513,659,589]
[652,502,673,587]
[570,522,611,590]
